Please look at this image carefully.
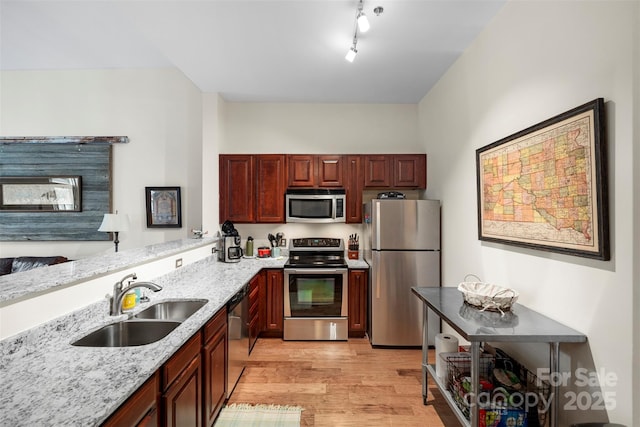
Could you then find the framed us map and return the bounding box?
[476,98,609,260]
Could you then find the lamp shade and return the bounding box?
[98,213,129,232]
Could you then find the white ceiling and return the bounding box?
[0,0,506,104]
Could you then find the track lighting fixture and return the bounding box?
[345,0,382,62]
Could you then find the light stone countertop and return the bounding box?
[0,237,218,304]
[0,253,369,426]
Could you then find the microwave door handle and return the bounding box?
[332,197,337,219]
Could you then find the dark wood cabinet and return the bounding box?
[264,269,284,334]
[316,155,344,187]
[345,155,363,223]
[363,155,392,188]
[287,155,315,187]
[219,154,286,223]
[256,155,286,222]
[220,153,426,224]
[363,154,426,189]
[287,155,344,188]
[102,373,159,427]
[203,308,227,427]
[219,155,255,223]
[393,154,426,188]
[162,334,203,427]
[348,269,368,337]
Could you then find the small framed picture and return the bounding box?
[0,176,82,212]
[145,186,182,228]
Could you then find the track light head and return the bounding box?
[357,12,370,32]
[345,46,358,62]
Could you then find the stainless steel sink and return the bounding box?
[72,320,180,347]
[133,299,208,321]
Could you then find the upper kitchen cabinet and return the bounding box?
[256,155,287,222]
[219,155,255,223]
[287,155,344,188]
[345,155,363,224]
[317,155,344,187]
[219,154,286,223]
[363,154,426,189]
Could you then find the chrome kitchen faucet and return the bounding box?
[110,273,162,315]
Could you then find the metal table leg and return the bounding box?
[470,341,481,427]
[550,342,559,427]
[422,305,429,405]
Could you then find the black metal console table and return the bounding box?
[411,287,587,427]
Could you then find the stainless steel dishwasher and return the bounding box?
[226,285,249,398]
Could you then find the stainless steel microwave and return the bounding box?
[285,189,346,223]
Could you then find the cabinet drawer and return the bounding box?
[249,295,259,320]
[249,282,259,301]
[162,333,202,391]
[102,372,159,427]
[204,307,227,343]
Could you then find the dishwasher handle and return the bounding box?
[227,286,248,308]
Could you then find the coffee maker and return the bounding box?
[219,221,243,263]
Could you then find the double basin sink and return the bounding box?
[72,299,208,347]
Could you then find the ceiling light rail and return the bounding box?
[345,0,383,63]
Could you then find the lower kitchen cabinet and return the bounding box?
[263,269,283,336]
[162,333,203,427]
[203,308,227,427]
[348,269,368,338]
[102,373,159,427]
[103,308,228,427]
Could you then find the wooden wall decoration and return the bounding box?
[0,137,128,241]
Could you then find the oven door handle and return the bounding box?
[284,268,348,275]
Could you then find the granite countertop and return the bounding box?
[0,237,218,304]
[0,255,285,426]
[0,254,369,426]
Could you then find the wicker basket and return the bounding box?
[458,274,519,314]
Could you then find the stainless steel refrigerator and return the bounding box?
[364,199,441,347]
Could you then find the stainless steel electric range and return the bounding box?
[283,238,348,341]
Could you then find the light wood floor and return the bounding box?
[227,338,461,426]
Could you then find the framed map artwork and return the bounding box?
[476,98,609,260]
[145,186,182,228]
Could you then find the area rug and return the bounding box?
[214,403,303,427]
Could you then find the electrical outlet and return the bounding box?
[175,258,183,268]
[280,238,287,247]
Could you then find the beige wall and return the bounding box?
[220,102,420,154]
[418,1,638,424]
[0,68,203,259]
